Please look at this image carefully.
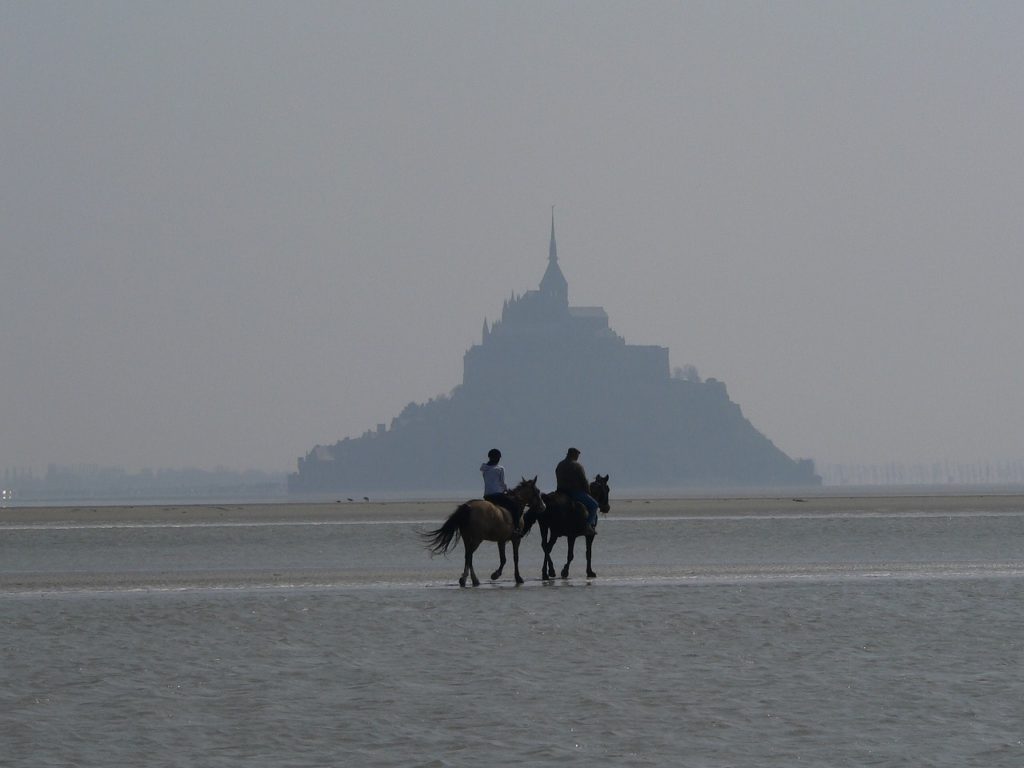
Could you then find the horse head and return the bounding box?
[513,475,545,514]
[590,474,611,513]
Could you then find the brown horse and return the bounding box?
[421,477,545,587]
[523,475,610,580]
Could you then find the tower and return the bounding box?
[538,207,568,307]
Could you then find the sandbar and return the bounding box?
[2,493,1022,526]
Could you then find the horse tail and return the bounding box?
[420,503,470,555]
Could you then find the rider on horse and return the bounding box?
[555,447,599,537]
[480,448,524,536]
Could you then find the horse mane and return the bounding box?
[512,476,537,491]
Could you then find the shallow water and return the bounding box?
[2,498,1023,766]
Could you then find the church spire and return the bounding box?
[539,207,568,307]
[549,205,557,263]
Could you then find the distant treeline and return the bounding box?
[1,464,287,501]
[820,460,1024,487]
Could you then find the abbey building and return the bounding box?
[464,216,668,400]
[289,217,819,495]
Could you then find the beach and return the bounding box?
[3,493,1023,766]
[4,491,1023,526]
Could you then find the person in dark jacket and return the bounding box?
[555,447,599,536]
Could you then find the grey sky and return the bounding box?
[3,2,1023,474]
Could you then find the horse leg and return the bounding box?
[540,527,551,580]
[491,541,507,581]
[561,535,576,579]
[585,534,596,578]
[541,531,557,580]
[461,539,481,587]
[469,540,481,587]
[539,527,549,579]
[547,528,562,580]
[512,537,524,585]
[460,541,471,587]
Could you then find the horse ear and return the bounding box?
[532,475,537,484]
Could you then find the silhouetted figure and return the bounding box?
[555,447,599,536]
[480,448,523,536]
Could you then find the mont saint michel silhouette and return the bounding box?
[289,217,820,495]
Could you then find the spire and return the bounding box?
[539,208,568,307]
[549,205,557,263]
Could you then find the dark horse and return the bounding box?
[523,475,610,580]
[421,477,545,587]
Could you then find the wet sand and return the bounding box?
[2,493,1022,525]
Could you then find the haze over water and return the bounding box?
[5,3,1024,477]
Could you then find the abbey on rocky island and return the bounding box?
[289,216,819,495]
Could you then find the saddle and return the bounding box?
[547,491,586,517]
[485,493,521,520]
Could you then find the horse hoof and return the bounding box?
[515,576,524,585]
[587,571,597,578]
[459,577,467,588]
[472,577,481,587]
[490,571,501,581]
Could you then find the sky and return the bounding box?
[3,1,1023,475]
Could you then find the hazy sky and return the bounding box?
[4,2,1023,474]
